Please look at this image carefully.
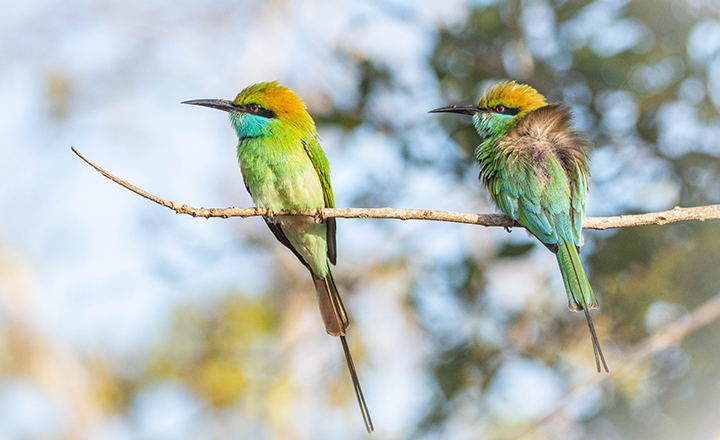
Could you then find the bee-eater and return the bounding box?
[183,82,373,430]
[430,81,608,372]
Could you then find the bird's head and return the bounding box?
[183,81,316,140]
[430,81,547,137]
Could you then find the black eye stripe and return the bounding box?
[241,103,277,119]
[483,105,520,116]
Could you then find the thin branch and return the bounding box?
[506,291,720,440]
[72,147,720,230]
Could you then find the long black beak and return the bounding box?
[428,104,481,115]
[182,99,239,113]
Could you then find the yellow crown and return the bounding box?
[478,81,547,114]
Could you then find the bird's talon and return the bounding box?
[315,207,326,223]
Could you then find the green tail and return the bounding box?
[556,241,609,373]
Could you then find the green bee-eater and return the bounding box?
[430,81,608,372]
[183,82,373,430]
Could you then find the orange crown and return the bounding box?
[233,81,315,132]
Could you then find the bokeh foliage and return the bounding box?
[2,0,720,439]
[418,0,720,437]
[98,0,720,437]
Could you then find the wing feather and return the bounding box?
[302,138,337,265]
[490,105,591,253]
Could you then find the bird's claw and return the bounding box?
[264,208,275,222]
[314,207,326,224]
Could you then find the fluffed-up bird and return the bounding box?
[183,81,373,430]
[430,81,608,372]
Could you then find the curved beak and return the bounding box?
[428,104,481,116]
[182,99,239,113]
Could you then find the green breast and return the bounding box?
[237,134,325,211]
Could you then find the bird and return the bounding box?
[183,81,373,431]
[430,81,608,373]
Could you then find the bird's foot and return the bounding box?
[314,207,326,224]
[264,208,275,222]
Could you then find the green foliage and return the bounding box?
[94,0,720,436]
[417,0,720,436]
[498,242,535,258]
[7,0,720,438]
[147,295,280,408]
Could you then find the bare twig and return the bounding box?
[506,291,720,440]
[72,147,720,229]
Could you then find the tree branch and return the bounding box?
[72,147,720,230]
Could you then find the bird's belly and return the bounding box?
[277,215,329,276]
[239,152,329,275]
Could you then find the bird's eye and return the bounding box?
[248,103,259,112]
[494,104,506,113]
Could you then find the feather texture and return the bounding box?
[441,81,608,372]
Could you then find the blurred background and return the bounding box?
[2,0,720,438]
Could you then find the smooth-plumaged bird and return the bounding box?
[430,81,608,372]
[183,82,373,430]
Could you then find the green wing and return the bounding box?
[493,151,580,253]
[302,138,337,265]
[568,160,588,246]
[488,105,590,252]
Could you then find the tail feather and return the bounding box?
[557,241,609,373]
[313,271,373,432]
[341,335,374,433]
[313,271,348,336]
[580,304,608,373]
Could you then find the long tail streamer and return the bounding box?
[565,242,609,373]
[340,336,374,432]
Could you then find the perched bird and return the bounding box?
[183,82,373,430]
[430,81,608,372]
